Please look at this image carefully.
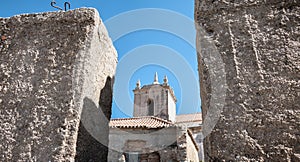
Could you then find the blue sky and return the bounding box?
[0,0,200,118]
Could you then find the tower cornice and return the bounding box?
[133,83,177,102]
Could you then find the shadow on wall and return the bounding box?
[75,76,113,161]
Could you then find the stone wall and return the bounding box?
[108,127,200,161]
[108,127,178,161]
[0,8,117,161]
[186,131,200,162]
[195,0,299,161]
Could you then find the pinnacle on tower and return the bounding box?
[153,72,159,84]
[136,79,141,89]
[163,75,168,85]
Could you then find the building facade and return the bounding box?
[108,73,203,162]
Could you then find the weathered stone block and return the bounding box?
[195,0,299,161]
[0,8,117,161]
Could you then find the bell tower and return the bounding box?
[133,73,177,122]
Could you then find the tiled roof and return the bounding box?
[109,116,173,129]
[175,113,202,123]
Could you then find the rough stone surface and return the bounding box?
[195,0,300,161]
[0,8,117,161]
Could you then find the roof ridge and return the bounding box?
[176,113,202,116]
[109,116,174,129]
[149,116,173,124]
[110,116,150,121]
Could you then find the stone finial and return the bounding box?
[136,79,141,89]
[163,75,168,85]
[153,72,159,84]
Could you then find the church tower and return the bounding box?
[133,73,177,122]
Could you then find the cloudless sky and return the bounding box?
[0,0,201,118]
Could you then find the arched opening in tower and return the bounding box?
[147,99,154,116]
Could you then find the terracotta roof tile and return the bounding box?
[175,113,202,123]
[109,116,173,129]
